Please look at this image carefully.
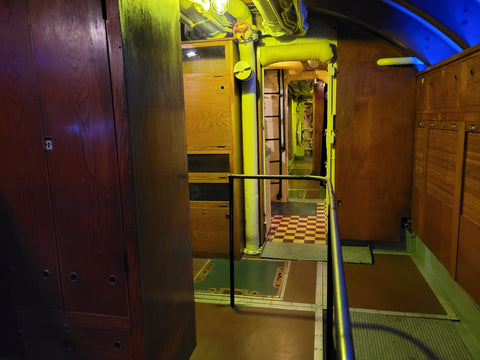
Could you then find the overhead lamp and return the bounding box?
[211,0,229,15]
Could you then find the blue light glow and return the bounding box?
[382,0,463,53]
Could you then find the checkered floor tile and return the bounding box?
[267,203,327,244]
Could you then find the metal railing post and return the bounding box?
[228,175,235,308]
[227,174,355,359]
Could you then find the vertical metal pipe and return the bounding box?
[228,176,235,308]
[229,0,261,254]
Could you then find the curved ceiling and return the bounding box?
[304,0,480,66]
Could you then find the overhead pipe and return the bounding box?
[376,56,426,70]
[264,60,304,75]
[376,56,424,66]
[258,40,334,67]
[252,0,293,37]
[180,0,232,39]
[252,0,308,37]
[228,0,261,254]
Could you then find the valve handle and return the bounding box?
[233,21,252,41]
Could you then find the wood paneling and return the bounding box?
[423,125,465,276]
[429,63,462,110]
[183,39,244,258]
[422,193,456,274]
[457,216,480,306]
[456,132,480,305]
[16,310,133,360]
[411,124,427,236]
[416,75,431,111]
[413,125,427,188]
[335,25,416,242]
[425,128,458,205]
[1,0,196,358]
[119,0,196,358]
[184,77,233,149]
[461,53,480,108]
[29,0,128,316]
[190,202,230,256]
[462,132,480,224]
[104,0,145,356]
[0,0,61,310]
[414,46,480,304]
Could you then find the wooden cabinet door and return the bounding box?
[190,202,230,255]
[184,77,233,149]
[29,0,128,316]
[0,0,62,309]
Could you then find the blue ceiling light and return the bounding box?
[382,0,463,53]
[406,0,480,47]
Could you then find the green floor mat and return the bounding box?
[350,310,473,359]
[261,243,373,264]
[194,259,287,297]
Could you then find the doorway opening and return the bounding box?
[261,65,331,248]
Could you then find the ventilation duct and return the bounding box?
[258,40,335,67]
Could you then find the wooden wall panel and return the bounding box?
[118,0,196,358]
[461,132,480,222]
[190,203,230,256]
[413,126,427,189]
[425,128,458,205]
[105,0,144,355]
[416,75,431,111]
[461,53,480,108]
[411,125,427,235]
[415,46,480,305]
[429,63,462,110]
[422,126,464,275]
[422,193,456,274]
[0,0,61,310]
[336,25,416,242]
[29,0,128,316]
[457,132,480,305]
[457,216,480,306]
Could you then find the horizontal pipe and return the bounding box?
[259,41,334,67]
[376,56,424,66]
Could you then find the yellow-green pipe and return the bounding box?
[258,41,334,67]
[229,0,261,254]
[376,57,423,66]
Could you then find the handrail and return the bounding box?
[227,174,355,360]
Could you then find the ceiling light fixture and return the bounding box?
[211,0,229,15]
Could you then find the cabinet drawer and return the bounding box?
[190,202,230,255]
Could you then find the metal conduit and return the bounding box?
[227,174,355,360]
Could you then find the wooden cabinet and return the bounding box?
[182,39,244,258]
[0,1,195,359]
[414,45,480,305]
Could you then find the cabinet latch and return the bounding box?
[44,137,53,151]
